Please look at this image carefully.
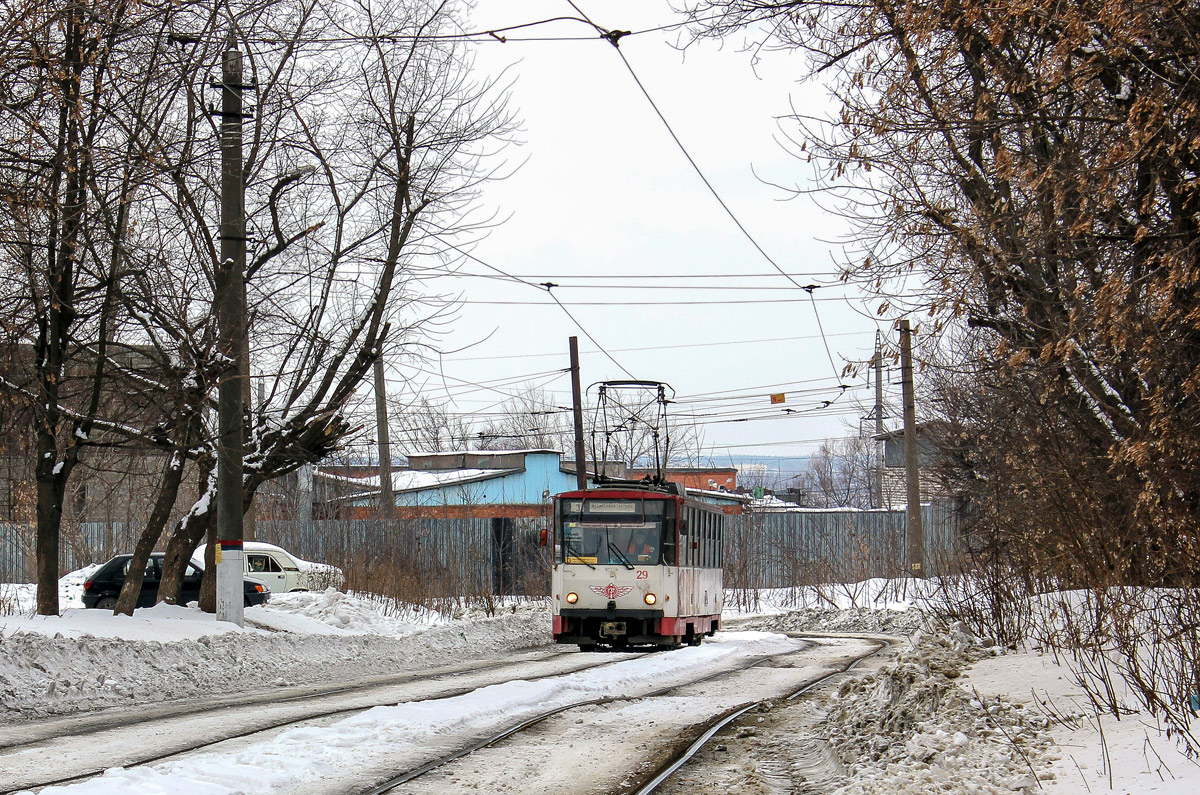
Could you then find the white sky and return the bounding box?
[380,0,898,462]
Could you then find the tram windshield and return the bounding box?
[557,498,672,566]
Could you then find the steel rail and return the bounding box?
[630,636,892,794]
[0,646,576,753]
[0,648,634,795]
[358,641,827,794]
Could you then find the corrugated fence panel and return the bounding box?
[3,500,959,593]
[723,500,960,589]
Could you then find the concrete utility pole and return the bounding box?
[215,39,247,625]
[243,364,259,543]
[873,330,885,509]
[373,350,395,519]
[899,319,924,577]
[569,336,587,490]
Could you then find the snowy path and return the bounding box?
[17,632,875,795]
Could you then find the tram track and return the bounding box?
[6,633,894,794]
[0,646,636,795]
[626,635,892,795]
[0,646,574,754]
[357,633,892,795]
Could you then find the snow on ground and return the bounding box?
[967,650,1200,794]
[31,632,802,795]
[0,586,547,718]
[243,590,440,636]
[2,572,1198,793]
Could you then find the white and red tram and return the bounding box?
[551,483,725,649]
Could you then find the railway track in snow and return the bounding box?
[0,645,625,794]
[361,633,894,795]
[4,633,894,794]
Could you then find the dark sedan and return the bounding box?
[82,553,270,609]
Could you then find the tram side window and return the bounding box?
[661,501,677,565]
[688,507,696,567]
[686,506,696,569]
[687,507,697,567]
[716,516,724,567]
[700,513,710,569]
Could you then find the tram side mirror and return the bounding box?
[539,527,548,547]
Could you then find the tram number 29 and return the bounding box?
[636,570,648,580]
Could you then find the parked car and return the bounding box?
[82,553,270,609]
[193,542,344,593]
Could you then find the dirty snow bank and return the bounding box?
[822,626,1054,795]
[0,601,547,719]
[744,605,928,636]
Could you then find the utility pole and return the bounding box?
[874,330,885,509]
[215,38,247,625]
[899,319,924,577]
[569,336,587,490]
[243,362,258,542]
[374,350,395,519]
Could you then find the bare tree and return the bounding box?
[475,385,574,451]
[0,0,514,613]
[796,435,876,508]
[392,395,478,455]
[156,0,517,606]
[684,0,1200,584]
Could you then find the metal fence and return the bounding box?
[1,500,962,592]
[724,500,961,589]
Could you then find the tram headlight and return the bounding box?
[644,592,657,605]
[566,592,579,604]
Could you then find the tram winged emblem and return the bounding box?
[590,583,634,599]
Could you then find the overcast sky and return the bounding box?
[377,0,899,468]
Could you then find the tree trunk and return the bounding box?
[157,458,215,605]
[115,451,188,615]
[34,460,65,616]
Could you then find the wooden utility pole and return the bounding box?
[215,38,247,625]
[899,319,924,577]
[373,351,395,519]
[569,336,587,490]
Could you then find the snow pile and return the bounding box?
[822,628,1054,794]
[750,606,928,636]
[0,564,99,615]
[249,590,441,636]
[0,605,547,719]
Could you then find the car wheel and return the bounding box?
[95,596,117,610]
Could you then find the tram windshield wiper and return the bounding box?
[608,541,635,570]
[564,535,595,569]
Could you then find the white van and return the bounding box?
[194,542,344,593]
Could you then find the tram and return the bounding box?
[550,482,725,649]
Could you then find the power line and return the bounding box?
[566,0,846,383]
[430,234,636,378]
[444,329,872,362]
[450,271,850,281]
[454,296,868,306]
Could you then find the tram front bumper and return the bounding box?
[555,607,666,645]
